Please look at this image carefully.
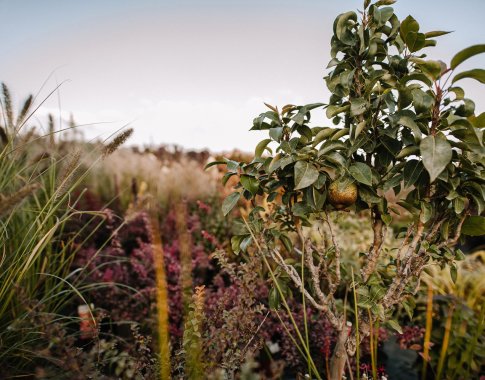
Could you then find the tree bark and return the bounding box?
[329,323,351,380]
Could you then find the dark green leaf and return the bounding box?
[240,175,259,196]
[403,159,424,188]
[204,160,226,170]
[412,89,434,114]
[400,15,419,41]
[335,11,357,45]
[349,162,373,186]
[417,60,443,80]
[292,202,312,217]
[406,32,426,53]
[394,112,422,141]
[462,216,485,236]
[280,234,293,253]
[294,161,319,190]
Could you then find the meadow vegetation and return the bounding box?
[0,0,484,379]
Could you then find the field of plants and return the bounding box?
[1,1,485,379]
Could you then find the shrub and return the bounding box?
[214,1,485,378]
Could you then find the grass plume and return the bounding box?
[0,182,40,218]
[103,128,134,157]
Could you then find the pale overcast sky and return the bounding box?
[1,0,484,151]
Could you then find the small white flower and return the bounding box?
[265,341,280,354]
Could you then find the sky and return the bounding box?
[1,0,484,152]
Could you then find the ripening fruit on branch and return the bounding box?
[327,179,358,210]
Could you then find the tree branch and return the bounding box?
[324,211,341,296]
[361,208,385,282]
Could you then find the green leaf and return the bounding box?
[448,86,465,100]
[326,104,350,118]
[455,249,465,261]
[400,15,419,41]
[375,0,396,6]
[231,235,243,254]
[359,186,381,204]
[406,32,426,52]
[417,60,443,80]
[395,113,422,141]
[280,234,293,253]
[355,120,366,139]
[454,196,466,214]
[450,264,458,283]
[255,139,272,157]
[349,162,372,186]
[450,44,485,70]
[452,69,485,84]
[292,202,312,217]
[312,127,335,146]
[350,98,368,116]
[473,112,485,128]
[204,160,226,170]
[403,159,424,188]
[381,214,392,225]
[294,161,319,190]
[461,216,485,236]
[318,140,347,156]
[240,175,259,196]
[387,319,403,334]
[240,235,252,252]
[420,133,452,182]
[396,145,419,159]
[335,11,357,45]
[268,153,282,172]
[425,30,452,38]
[269,127,283,141]
[402,298,415,319]
[412,89,434,114]
[226,159,240,172]
[222,192,241,216]
[420,201,433,223]
[269,287,281,310]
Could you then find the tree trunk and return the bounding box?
[329,323,351,380]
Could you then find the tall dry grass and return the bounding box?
[89,148,218,209]
[0,84,134,374]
